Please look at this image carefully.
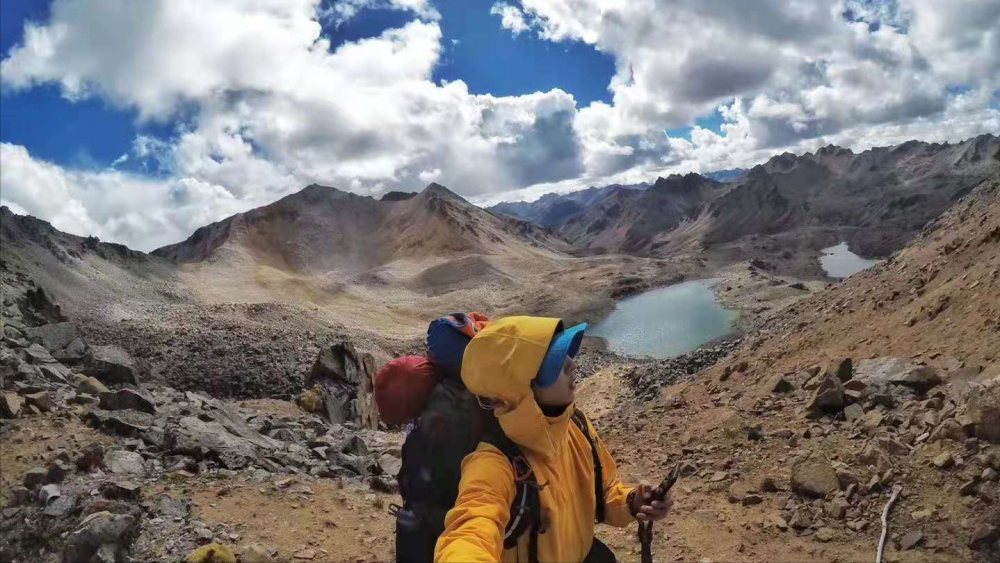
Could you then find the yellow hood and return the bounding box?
[461,316,569,458]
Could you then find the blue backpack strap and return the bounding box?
[572,408,606,524]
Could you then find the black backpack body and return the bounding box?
[391,377,604,563]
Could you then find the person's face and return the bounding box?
[532,356,578,408]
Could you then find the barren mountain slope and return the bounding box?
[558,174,727,253]
[591,171,1000,562]
[0,206,182,324]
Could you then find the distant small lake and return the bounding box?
[820,242,880,279]
[590,279,737,359]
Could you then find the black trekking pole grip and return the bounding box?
[638,464,680,563]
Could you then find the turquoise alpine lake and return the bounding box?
[590,279,738,359]
[820,242,880,279]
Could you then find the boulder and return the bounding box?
[54,337,88,365]
[307,341,378,429]
[63,511,137,563]
[24,391,55,413]
[24,344,55,364]
[805,375,846,416]
[339,435,369,457]
[899,530,924,550]
[79,376,110,396]
[929,419,966,443]
[38,363,71,384]
[378,453,402,476]
[174,412,278,470]
[104,450,145,475]
[47,460,72,484]
[932,452,954,469]
[968,523,998,550]
[24,467,48,489]
[791,459,839,498]
[24,322,78,350]
[85,345,137,385]
[759,476,779,492]
[967,384,1000,443]
[99,389,156,414]
[828,358,853,382]
[77,444,106,471]
[86,410,154,437]
[890,366,942,394]
[767,375,795,394]
[0,391,24,418]
[844,404,864,422]
[99,481,141,501]
[184,544,237,563]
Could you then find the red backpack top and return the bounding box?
[374,355,437,426]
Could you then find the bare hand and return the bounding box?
[631,481,673,522]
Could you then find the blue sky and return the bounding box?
[1,0,997,251]
[0,0,618,172]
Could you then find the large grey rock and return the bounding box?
[85,345,137,385]
[99,389,156,414]
[24,322,78,350]
[104,450,145,475]
[890,366,943,393]
[174,408,279,470]
[791,459,839,498]
[86,410,154,437]
[968,383,1000,443]
[63,511,137,563]
[308,341,379,429]
[24,344,55,364]
[38,362,72,384]
[378,453,402,476]
[53,337,88,365]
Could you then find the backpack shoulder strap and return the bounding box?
[481,427,542,563]
[571,408,606,524]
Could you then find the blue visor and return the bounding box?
[535,323,587,388]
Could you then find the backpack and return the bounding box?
[390,376,606,563]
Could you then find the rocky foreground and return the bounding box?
[1,289,403,563]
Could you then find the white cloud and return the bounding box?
[490,2,532,35]
[0,143,251,251]
[0,0,998,248]
[298,0,440,28]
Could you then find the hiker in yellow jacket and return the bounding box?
[435,316,673,563]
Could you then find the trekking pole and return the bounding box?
[638,465,680,563]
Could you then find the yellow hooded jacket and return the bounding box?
[434,317,636,563]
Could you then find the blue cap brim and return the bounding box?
[535,323,587,388]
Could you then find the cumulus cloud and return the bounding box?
[0,143,250,251]
[490,2,532,35]
[1,0,998,246]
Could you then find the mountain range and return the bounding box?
[488,135,1000,266]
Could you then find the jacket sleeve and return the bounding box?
[434,444,516,563]
[588,419,637,528]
